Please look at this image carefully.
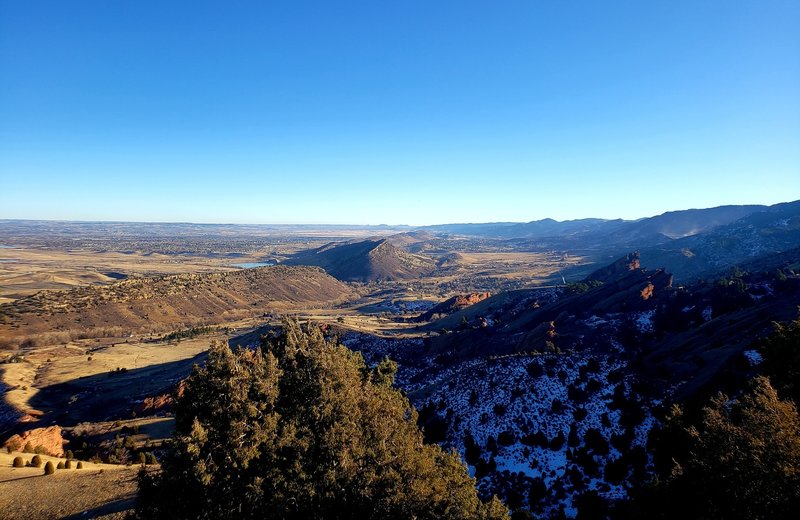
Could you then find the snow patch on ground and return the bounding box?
[634,310,656,333]
[582,315,607,328]
[743,349,763,366]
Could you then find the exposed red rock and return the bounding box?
[135,380,186,415]
[135,394,174,415]
[586,252,641,283]
[452,293,491,309]
[3,425,66,456]
[415,292,492,322]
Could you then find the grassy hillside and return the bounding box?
[0,265,354,345]
[288,239,436,281]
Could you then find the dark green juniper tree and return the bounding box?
[135,319,507,520]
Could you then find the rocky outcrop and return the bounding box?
[135,394,174,415]
[134,380,186,416]
[3,425,66,456]
[415,293,492,322]
[451,293,492,309]
[585,252,641,283]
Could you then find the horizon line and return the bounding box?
[0,200,795,229]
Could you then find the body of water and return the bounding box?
[230,261,276,269]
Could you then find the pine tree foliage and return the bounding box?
[634,376,800,519]
[135,319,506,519]
[761,315,800,403]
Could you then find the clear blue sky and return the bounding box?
[1,1,798,225]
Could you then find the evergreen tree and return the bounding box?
[136,319,506,519]
[632,376,800,519]
[761,315,800,402]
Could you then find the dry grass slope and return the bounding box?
[0,450,138,519]
[0,266,354,345]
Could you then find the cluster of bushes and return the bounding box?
[10,452,85,474]
[161,325,218,343]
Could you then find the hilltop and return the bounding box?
[287,238,436,282]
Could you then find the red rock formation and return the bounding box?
[3,426,66,456]
[547,321,558,338]
[135,380,186,415]
[640,282,655,300]
[415,293,492,322]
[586,252,642,283]
[452,292,492,309]
[135,394,174,415]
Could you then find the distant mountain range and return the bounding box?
[422,204,770,240]
[419,201,800,281]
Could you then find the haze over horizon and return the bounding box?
[2,1,799,225]
[1,199,798,229]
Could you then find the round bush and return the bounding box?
[65,459,72,469]
[76,461,84,469]
[31,454,42,468]
[12,456,24,468]
[56,461,65,469]
[44,461,55,475]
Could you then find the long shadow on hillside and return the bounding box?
[24,329,269,430]
[27,352,207,429]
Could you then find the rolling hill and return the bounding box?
[0,265,354,345]
[287,238,436,282]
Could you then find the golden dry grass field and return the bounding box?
[0,247,243,305]
[0,450,139,519]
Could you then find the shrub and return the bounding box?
[31,455,42,468]
[498,430,516,446]
[77,461,84,469]
[22,441,34,453]
[12,456,24,467]
[66,450,74,460]
[56,461,65,469]
[65,460,72,469]
[44,461,55,475]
